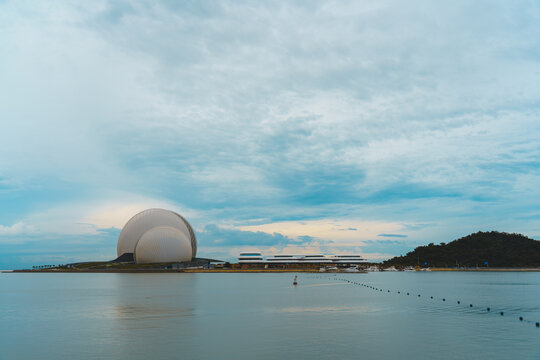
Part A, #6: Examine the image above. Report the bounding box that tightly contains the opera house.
[116,208,198,264]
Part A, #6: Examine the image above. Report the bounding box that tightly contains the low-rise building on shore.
[236,252,367,269]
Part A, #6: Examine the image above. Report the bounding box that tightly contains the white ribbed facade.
[117,208,197,264]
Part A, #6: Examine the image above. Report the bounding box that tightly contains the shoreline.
[6,267,540,273]
[9,268,322,273]
[428,267,540,272]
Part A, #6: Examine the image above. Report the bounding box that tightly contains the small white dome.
[134,226,193,264]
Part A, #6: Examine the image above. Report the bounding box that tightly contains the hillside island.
[383,231,540,269]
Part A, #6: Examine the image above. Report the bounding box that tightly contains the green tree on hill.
[382,231,540,268]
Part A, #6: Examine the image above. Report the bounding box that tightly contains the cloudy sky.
[1,0,539,268]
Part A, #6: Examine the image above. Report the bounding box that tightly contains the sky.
[1,0,540,269]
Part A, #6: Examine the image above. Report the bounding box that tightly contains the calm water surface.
[1,272,539,359]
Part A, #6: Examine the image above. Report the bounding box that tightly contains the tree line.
[382,231,540,268]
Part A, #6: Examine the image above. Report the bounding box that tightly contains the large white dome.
[134,226,193,264]
[117,208,197,262]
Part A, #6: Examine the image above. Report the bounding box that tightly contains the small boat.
[383,266,398,271]
[342,266,367,273]
[322,266,338,272]
[366,266,380,272]
[403,266,416,272]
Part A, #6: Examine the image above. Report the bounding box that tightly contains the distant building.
[238,253,367,265]
[238,252,264,263]
[116,208,197,264]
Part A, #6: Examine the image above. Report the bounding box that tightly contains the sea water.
[1,272,539,360]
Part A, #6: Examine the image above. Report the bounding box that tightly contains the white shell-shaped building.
[117,208,197,264]
[134,226,193,264]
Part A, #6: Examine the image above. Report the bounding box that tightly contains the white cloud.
[13,194,197,236]
[238,219,405,244]
[0,222,36,236]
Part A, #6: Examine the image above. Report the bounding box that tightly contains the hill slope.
[382,231,540,268]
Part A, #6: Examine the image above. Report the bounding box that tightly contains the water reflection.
[105,273,199,344]
[298,282,346,288]
[111,304,194,320]
[110,274,196,320]
[277,305,375,313]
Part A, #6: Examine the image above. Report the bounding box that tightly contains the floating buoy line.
[305,274,540,329]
